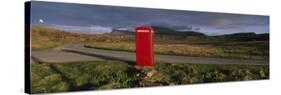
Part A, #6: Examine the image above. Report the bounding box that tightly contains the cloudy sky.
[30,1,269,35]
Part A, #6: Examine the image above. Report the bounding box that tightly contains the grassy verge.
[31,61,269,93]
[85,41,269,60]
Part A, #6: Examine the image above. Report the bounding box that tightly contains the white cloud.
[38,19,44,23]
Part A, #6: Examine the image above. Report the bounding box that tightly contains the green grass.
[85,41,269,60]
[31,61,269,94]
[30,26,127,51]
[30,26,269,60]
[30,26,269,93]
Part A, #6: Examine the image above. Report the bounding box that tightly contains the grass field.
[85,41,269,60]
[30,26,270,94]
[30,26,269,60]
[31,61,269,93]
[31,26,126,51]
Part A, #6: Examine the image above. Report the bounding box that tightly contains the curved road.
[31,44,269,65]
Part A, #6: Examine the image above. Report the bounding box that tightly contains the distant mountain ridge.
[219,32,269,41]
[152,26,205,36]
[110,26,268,38]
[109,26,269,42]
[31,26,269,45]
[110,26,205,36]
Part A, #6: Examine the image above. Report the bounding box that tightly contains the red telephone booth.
[135,26,154,67]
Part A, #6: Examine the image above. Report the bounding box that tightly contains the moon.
[38,19,44,23]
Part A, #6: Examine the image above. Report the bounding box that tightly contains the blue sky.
[30,1,269,35]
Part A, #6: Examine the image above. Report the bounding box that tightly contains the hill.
[109,26,268,44]
[219,32,269,41]
[109,26,205,36]
[30,26,125,50]
[30,26,269,50]
[152,26,206,36]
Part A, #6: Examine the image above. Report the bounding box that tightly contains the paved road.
[31,44,269,65]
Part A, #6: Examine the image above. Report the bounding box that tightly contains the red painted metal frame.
[135,26,154,67]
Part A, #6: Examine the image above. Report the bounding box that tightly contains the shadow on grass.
[48,64,97,91]
[46,61,141,92]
